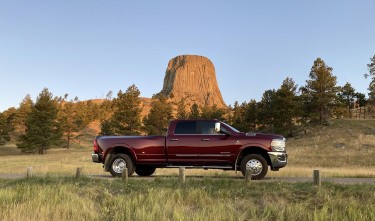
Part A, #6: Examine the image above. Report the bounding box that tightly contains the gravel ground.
[2,173,374,184]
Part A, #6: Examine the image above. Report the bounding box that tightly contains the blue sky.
[1,1,374,111]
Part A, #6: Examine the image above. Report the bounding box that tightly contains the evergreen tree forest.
[0,57,375,151]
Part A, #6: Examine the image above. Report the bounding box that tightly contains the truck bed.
[96,135,167,165]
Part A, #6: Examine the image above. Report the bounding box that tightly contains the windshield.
[222,122,240,133]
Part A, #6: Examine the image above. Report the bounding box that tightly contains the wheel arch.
[235,146,271,171]
[104,146,136,172]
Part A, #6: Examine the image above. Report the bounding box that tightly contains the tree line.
[0,56,374,153]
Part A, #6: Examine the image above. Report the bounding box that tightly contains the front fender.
[235,142,269,156]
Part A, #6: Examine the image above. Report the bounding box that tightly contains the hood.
[245,132,284,140]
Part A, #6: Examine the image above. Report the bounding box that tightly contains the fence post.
[313,170,321,186]
[364,108,366,119]
[122,168,128,183]
[27,167,33,178]
[179,167,186,183]
[244,169,252,183]
[76,168,83,178]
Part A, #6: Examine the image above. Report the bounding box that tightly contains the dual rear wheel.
[109,154,156,177]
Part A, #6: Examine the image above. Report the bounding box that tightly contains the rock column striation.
[161,55,226,108]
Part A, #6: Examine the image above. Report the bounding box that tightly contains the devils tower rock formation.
[161,55,226,108]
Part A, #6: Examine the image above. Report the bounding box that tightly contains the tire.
[109,154,135,177]
[240,154,268,180]
[135,166,156,176]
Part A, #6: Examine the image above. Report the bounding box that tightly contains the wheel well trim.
[103,145,137,171]
[234,145,271,173]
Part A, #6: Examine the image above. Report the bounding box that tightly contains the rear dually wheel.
[109,154,135,177]
[135,166,156,176]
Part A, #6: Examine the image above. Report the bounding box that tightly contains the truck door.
[197,121,238,165]
[166,121,201,165]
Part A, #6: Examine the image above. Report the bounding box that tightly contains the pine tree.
[99,120,114,135]
[258,89,276,132]
[99,99,114,121]
[189,103,200,119]
[58,101,85,149]
[305,58,338,124]
[1,107,17,141]
[354,93,367,107]
[366,55,375,105]
[143,94,173,135]
[13,94,33,137]
[99,84,142,135]
[16,88,62,154]
[337,82,356,118]
[176,98,188,119]
[0,112,12,145]
[245,100,258,132]
[273,78,299,136]
[231,101,248,132]
[200,105,225,120]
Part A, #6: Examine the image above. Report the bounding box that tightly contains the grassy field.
[1,176,375,221]
[1,119,375,221]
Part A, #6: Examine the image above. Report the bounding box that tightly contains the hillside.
[283,119,375,177]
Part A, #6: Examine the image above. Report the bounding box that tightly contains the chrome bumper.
[268,152,287,169]
[92,153,101,163]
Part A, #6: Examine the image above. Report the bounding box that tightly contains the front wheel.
[109,154,135,177]
[135,166,156,176]
[240,154,268,180]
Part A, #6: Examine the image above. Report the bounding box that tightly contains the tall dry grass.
[1,177,375,221]
[0,145,105,176]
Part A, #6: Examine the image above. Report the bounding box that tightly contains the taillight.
[93,140,99,152]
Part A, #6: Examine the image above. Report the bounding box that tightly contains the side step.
[167,165,233,170]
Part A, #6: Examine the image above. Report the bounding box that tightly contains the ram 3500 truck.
[92,119,287,179]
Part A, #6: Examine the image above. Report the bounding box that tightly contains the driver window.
[200,121,220,135]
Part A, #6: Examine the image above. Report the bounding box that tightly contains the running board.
[167,165,233,169]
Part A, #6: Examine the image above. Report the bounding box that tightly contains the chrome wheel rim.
[112,158,126,174]
[246,159,263,175]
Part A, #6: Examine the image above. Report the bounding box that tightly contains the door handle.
[170,138,178,141]
[201,138,210,141]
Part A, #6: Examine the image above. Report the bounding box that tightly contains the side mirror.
[215,122,221,133]
[214,122,231,136]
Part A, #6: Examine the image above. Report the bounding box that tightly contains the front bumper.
[92,153,101,163]
[268,152,287,170]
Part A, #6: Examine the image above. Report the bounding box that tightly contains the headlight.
[271,138,285,151]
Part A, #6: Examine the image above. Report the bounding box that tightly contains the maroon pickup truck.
[92,119,287,179]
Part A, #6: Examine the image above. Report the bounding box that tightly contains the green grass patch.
[1,176,375,221]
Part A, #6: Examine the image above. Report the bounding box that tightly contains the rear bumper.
[268,152,287,169]
[92,153,101,163]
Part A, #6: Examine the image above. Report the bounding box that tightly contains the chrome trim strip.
[175,154,199,157]
[175,154,231,157]
[171,134,226,136]
[167,165,232,169]
[203,166,232,169]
